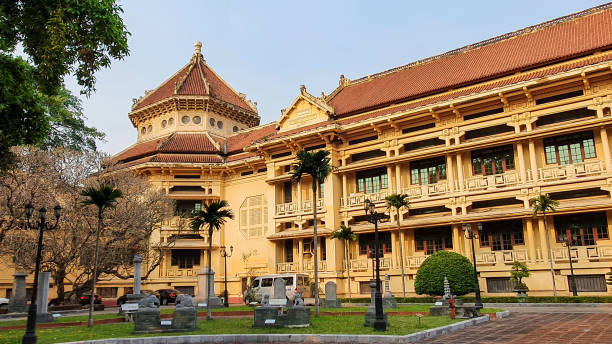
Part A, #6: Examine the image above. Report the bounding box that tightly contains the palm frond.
[529,193,559,217]
[290,150,332,184]
[385,193,409,212]
[330,224,356,242]
[189,200,234,233]
[80,184,123,212]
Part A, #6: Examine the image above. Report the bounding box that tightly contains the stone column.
[8,272,27,313]
[395,164,402,193]
[516,141,527,182]
[446,155,455,192]
[133,255,143,295]
[528,140,539,182]
[456,153,464,192]
[600,127,612,173]
[342,174,347,199]
[537,218,549,262]
[452,224,462,254]
[37,272,53,322]
[297,182,302,209]
[387,165,394,192]
[390,231,398,268]
[298,239,304,272]
[196,267,222,307]
[525,219,537,263]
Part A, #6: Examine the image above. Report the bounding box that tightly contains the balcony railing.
[464,171,520,191]
[538,160,604,182]
[402,182,451,199]
[341,190,389,208]
[276,262,298,273]
[405,255,429,268]
[551,245,612,262]
[275,199,323,216]
[349,257,392,272]
[304,260,327,272]
[160,268,200,278]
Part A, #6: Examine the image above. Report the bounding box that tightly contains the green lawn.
[0,305,502,328]
[0,314,461,344]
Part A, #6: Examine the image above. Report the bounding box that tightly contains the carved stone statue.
[261,294,270,306]
[175,294,195,308]
[138,294,160,309]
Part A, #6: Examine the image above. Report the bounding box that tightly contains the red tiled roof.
[226,123,278,153]
[329,6,612,116]
[151,154,223,163]
[113,133,221,163]
[226,152,257,162]
[132,53,255,113]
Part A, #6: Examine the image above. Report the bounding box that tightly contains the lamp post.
[462,222,483,310]
[220,245,233,307]
[364,199,387,331]
[22,203,62,344]
[562,233,578,297]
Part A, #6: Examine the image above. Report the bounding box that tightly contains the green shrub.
[414,251,475,296]
[338,295,612,303]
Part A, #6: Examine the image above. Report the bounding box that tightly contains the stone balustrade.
[160,268,200,278]
[275,199,323,216]
[537,160,604,182]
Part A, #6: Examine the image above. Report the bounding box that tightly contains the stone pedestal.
[172,307,197,331]
[253,306,311,328]
[196,267,222,307]
[36,272,53,322]
[133,255,143,295]
[133,295,161,334]
[8,272,27,313]
[323,281,341,308]
[364,279,388,327]
[383,274,397,308]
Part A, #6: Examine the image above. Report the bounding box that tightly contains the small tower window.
[169,118,175,126]
[193,116,201,124]
[209,118,216,126]
[217,121,223,129]
[162,120,167,128]
[147,125,152,133]
[233,126,239,132]
[141,127,146,135]
[181,116,190,124]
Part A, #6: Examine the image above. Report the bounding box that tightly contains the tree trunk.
[88,210,103,327]
[54,269,66,304]
[345,239,352,299]
[312,179,319,316]
[207,227,213,320]
[397,210,407,298]
[543,214,557,296]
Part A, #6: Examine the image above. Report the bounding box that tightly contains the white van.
[244,273,311,304]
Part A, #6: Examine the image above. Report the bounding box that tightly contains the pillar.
[391,231,398,268]
[395,164,402,193]
[516,141,527,182]
[524,219,537,263]
[446,154,455,192]
[342,174,347,199]
[8,272,27,313]
[452,224,462,255]
[600,127,612,173]
[405,229,415,256]
[37,271,53,322]
[297,181,302,208]
[537,218,549,262]
[133,254,143,295]
[528,140,538,182]
[456,153,464,192]
[398,229,407,266]
[386,165,394,193]
[298,239,304,272]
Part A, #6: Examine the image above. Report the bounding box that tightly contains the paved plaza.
[420,312,612,344]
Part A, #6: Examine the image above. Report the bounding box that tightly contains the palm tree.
[190,200,234,319]
[290,149,332,316]
[530,193,559,296]
[81,184,123,327]
[385,193,409,298]
[330,224,357,298]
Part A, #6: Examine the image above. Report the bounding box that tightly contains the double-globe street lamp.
[561,232,579,296]
[220,245,233,307]
[364,199,387,332]
[462,223,483,310]
[22,203,62,344]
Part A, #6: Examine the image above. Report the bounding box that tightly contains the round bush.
[414,251,475,296]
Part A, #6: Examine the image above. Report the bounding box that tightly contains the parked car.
[48,293,102,307]
[243,273,310,304]
[0,297,8,306]
[116,289,156,306]
[155,289,181,305]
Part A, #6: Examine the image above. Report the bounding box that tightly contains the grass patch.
[0,314,461,344]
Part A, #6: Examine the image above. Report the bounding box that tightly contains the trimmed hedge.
[338,296,612,303]
[415,251,475,296]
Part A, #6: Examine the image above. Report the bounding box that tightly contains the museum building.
[13,4,612,301]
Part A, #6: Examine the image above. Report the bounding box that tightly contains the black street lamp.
[220,245,233,307]
[562,232,578,297]
[462,222,483,310]
[364,199,387,332]
[22,203,62,344]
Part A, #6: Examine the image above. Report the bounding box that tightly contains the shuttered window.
[568,275,607,292]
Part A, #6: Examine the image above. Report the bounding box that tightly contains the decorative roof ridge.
[341,3,612,88]
[204,131,221,151]
[227,121,278,138]
[131,62,191,110]
[202,57,259,113]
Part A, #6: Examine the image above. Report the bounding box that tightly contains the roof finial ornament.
[300,84,306,95]
[194,41,202,56]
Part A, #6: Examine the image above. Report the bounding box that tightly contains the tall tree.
[81,184,123,327]
[0,0,129,169]
[330,224,356,298]
[530,194,559,296]
[385,193,409,297]
[190,200,234,320]
[290,149,332,316]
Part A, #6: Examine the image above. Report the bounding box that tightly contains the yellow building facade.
[4,5,612,302]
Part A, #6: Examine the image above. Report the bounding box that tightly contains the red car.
[155,289,182,305]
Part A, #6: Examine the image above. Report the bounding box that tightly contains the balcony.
[538,160,605,182]
[402,182,451,200]
[464,171,520,192]
[475,250,529,265]
[405,255,429,269]
[349,257,392,272]
[304,260,327,272]
[276,262,298,273]
[551,245,612,262]
[275,199,323,216]
[160,268,200,278]
[341,190,389,208]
